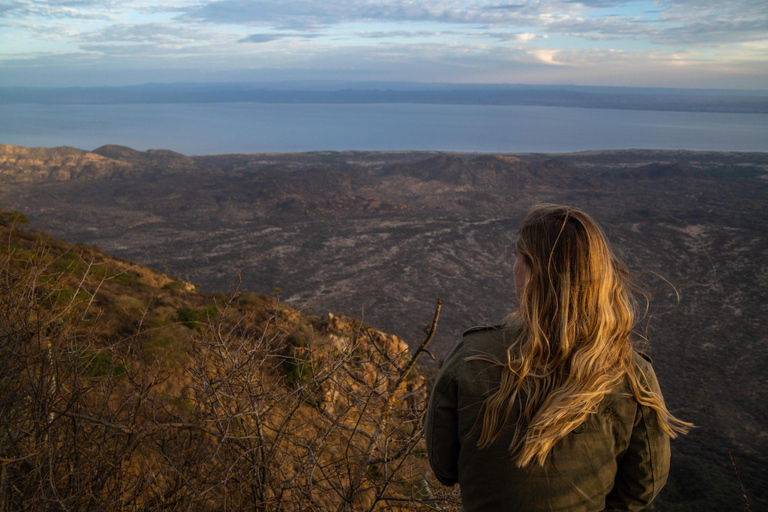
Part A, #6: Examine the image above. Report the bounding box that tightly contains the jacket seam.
[639,405,656,500]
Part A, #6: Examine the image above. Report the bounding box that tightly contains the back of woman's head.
[515,204,632,362]
[475,204,689,467]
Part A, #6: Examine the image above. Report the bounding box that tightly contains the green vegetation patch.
[3,241,42,263]
[50,250,89,275]
[235,292,263,308]
[113,294,146,316]
[162,280,187,291]
[84,350,127,377]
[144,327,190,365]
[84,261,113,281]
[176,306,218,332]
[170,396,194,414]
[286,329,311,348]
[65,346,127,378]
[51,288,91,308]
[113,270,143,288]
[0,210,29,227]
[284,351,315,387]
[146,306,177,329]
[367,463,382,479]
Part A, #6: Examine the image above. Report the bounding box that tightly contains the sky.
[1,0,767,89]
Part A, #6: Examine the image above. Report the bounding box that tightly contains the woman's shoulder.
[630,348,657,378]
[630,348,664,395]
[448,323,520,394]
[462,321,522,345]
[460,323,518,360]
[462,324,505,337]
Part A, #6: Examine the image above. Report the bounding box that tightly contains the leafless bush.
[0,229,460,511]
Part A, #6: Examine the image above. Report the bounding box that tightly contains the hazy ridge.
[3,82,768,113]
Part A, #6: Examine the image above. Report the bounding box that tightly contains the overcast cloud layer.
[1,0,767,88]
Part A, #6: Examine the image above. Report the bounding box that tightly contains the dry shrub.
[0,229,460,511]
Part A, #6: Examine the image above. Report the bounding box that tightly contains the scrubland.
[0,217,458,511]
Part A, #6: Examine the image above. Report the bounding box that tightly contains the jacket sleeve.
[425,341,464,486]
[605,360,671,511]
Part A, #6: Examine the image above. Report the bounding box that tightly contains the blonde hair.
[475,204,690,467]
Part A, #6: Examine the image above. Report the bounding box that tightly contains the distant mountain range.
[2,81,768,113]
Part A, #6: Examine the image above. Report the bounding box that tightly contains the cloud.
[177,0,556,27]
[484,3,528,11]
[239,32,322,43]
[78,43,189,55]
[0,0,195,20]
[528,48,563,65]
[0,0,118,19]
[558,0,634,6]
[537,0,768,47]
[8,0,768,49]
[3,36,767,89]
[2,0,768,89]
[175,0,768,49]
[78,23,211,44]
[488,32,540,42]
[64,21,245,58]
[655,19,768,46]
[354,30,453,39]
[546,16,651,40]
[239,34,283,44]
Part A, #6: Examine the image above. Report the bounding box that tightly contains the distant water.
[2,102,767,154]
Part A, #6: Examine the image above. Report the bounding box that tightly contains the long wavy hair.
[475,204,690,467]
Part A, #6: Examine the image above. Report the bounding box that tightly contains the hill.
[0,217,454,510]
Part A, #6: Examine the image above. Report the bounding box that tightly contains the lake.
[2,102,767,154]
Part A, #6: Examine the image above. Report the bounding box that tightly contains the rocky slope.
[0,217,448,511]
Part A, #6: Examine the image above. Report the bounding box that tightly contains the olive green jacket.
[425,325,671,512]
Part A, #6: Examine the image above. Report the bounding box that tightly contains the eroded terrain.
[1,144,766,510]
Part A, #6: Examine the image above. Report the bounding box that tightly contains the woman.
[426,204,689,512]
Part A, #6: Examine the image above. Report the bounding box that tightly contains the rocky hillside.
[0,144,215,182]
[0,144,129,181]
[0,216,453,511]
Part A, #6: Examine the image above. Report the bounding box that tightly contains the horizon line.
[2,80,768,95]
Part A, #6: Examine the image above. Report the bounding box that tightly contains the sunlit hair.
[474,204,690,467]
